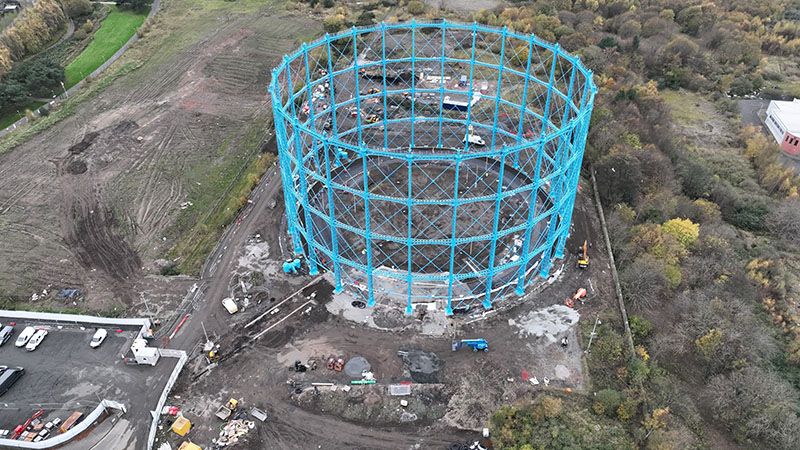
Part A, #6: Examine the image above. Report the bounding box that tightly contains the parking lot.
[0,321,177,447]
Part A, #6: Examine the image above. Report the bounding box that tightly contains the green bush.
[629,315,653,343]
[406,0,425,15]
[593,389,623,417]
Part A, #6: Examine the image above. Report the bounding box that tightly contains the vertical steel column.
[325,35,341,139]
[514,35,535,168]
[302,44,321,174]
[489,27,508,149]
[323,35,344,293]
[322,135,343,292]
[445,154,462,315]
[515,43,560,291]
[464,23,478,151]
[437,21,446,148]
[381,23,389,149]
[405,151,413,314]
[281,58,305,255]
[555,76,594,258]
[553,69,587,258]
[410,21,416,147]
[291,116,320,275]
[537,45,563,279]
[352,28,364,149]
[351,29,375,307]
[270,81,302,254]
[483,147,507,307]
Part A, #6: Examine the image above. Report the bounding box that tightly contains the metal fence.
[146,349,188,450]
[0,400,126,449]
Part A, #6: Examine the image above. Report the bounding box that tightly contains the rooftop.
[770,99,800,134]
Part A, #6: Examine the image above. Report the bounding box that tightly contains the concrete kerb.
[0,310,151,338]
[0,400,127,449]
[0,0,164,139]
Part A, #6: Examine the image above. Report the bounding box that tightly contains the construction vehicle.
[452,339,489,352]
[577,240,589,268]
[463,125,486,147]
[326,357,335,370]
[565,288,587,308]
[365,114,380,124]
[215,398,239,421]
[334,358,344,371]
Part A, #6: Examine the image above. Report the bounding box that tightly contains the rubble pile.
[212,419,255,448]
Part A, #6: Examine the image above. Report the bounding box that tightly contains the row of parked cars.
[0,325,108,351]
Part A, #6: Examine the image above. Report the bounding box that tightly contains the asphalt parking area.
[0,322,176,444]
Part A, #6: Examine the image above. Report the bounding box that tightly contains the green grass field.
[0,102,46,129]
[64,6,146,87]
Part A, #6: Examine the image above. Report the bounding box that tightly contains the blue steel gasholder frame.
[270,21,596,315]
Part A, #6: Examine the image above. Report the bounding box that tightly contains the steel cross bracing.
[270,21,596,315]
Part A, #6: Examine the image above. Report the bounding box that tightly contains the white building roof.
[770,99,800,134]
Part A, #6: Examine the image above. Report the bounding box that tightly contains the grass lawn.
[64,6,146,87]
[0,102,46,129]
[660,88,709,126]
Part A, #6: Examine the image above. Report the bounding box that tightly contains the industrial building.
[766,99,800,157]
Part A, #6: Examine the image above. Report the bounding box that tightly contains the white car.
[222,297,238,314]
[15,327,35,347]
[90,329,107,348]
[25,329,47,351]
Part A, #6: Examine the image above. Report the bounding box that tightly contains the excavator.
[577,240,589,269]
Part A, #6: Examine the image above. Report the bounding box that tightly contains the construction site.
[0,11,616,450]
[150,21,604,450]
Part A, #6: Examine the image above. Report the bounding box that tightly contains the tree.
[768,198,800,242]
[323,15,345,34]
[661,218,699,249]
[62,0,92,19]
[116,0,151,14]
[618,19,641,39]
[664,36,698,64]
[406,0,425,15]
[676,5,703,36]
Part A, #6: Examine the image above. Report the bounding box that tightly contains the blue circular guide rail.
[270,21,596,315]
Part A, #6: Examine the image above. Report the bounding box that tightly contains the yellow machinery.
[577,240,589,268]
[172,416,191,436]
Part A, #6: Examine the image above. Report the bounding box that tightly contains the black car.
[0,325,13,346]
[0,367,24,396]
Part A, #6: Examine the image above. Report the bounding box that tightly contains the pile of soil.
[401,350,443,384]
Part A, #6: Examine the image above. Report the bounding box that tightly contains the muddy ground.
[0,0,316,313]
[156,183,615,450]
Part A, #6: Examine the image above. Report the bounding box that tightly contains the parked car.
[15,327,35,347]
[25,329,47,351]
[0,367,24,396]
[0,326,14,346]
[90,329,107,348]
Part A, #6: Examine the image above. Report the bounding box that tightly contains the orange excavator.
[565,288,587,308]
[577,240,589,269]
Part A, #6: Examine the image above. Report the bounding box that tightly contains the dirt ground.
[0,0,317,312]
[155,183,614,450]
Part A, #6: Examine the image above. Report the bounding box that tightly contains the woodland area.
[446,0,800,449]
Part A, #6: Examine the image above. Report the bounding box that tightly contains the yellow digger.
[577,240,589,269]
